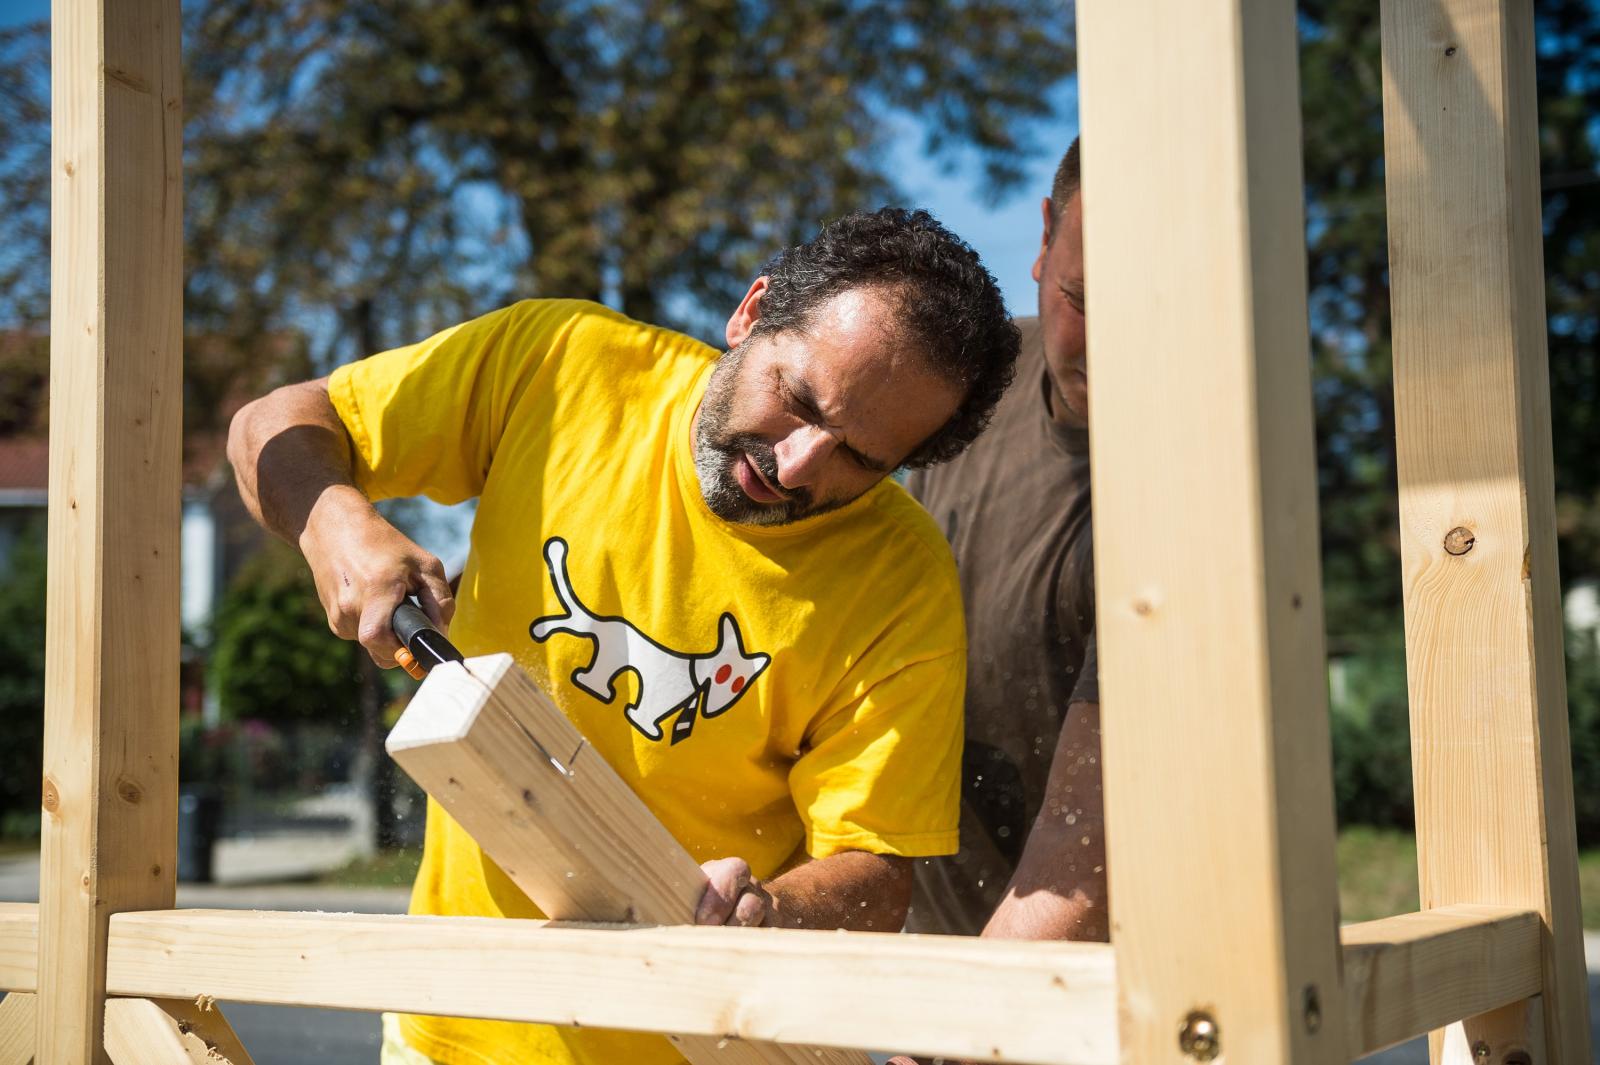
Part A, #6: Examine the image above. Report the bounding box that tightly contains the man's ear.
[1031,197,1054,285]
[726,276,769,349]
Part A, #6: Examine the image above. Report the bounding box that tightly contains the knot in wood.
[1444,527,1476,556]
[41,777,59,813]
[116,776,143,805]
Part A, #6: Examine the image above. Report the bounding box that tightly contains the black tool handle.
[391,599,465,675]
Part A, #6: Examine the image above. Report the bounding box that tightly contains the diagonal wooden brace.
[102,997,254,1065]
[388,653,875,1065]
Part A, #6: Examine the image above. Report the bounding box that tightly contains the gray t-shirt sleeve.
[1069,630,1099,706]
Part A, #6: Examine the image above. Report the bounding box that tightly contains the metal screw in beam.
[1302,984,1322,1034]
[1472,1042,1491,1064]
[1178,1010,1220,1062]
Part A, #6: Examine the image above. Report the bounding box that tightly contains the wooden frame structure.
[1,0,1590,1061]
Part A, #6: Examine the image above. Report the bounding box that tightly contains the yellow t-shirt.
[329,299,966,1065]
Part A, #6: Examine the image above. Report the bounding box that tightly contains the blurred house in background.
[0,329,280,719]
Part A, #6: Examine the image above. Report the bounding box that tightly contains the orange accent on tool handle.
[394,647,427,680]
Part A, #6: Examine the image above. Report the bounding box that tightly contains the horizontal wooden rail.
[104,910,1116,1065]
[0,901,1545,1061]
[1342,905,1542,1057]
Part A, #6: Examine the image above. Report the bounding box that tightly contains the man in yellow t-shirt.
[227,207,1021,1065]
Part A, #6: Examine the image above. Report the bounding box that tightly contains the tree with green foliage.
[2,0,1075,425]
[1300,0,1600,644]
[183,0,1074,359]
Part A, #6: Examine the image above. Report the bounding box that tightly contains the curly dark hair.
[750,207,1020,468]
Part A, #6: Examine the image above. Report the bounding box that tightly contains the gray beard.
[691,347,840,527]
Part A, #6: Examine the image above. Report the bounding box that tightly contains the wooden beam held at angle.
[387,654,872,1064]
[387,654,705,924]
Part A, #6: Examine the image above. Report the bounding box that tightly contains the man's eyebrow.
[787,374,895,473]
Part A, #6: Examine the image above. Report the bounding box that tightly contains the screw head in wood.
[1472,1042,1491,1064]
[1302,984,1322,1033]
[1178,1010,1220,1061]
[1444,526,1476,555]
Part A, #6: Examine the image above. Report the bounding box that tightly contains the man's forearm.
[982,698,1108,942]
[982,813,1107,941]
[767,851,912,931]
[227,377,369,544]
[227,376,455,664]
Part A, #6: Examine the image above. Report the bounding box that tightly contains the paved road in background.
[4,854,1599,1063]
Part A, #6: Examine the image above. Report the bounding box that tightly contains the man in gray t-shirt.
[903,138,1107,943]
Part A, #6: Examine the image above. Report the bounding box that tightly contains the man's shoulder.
[1013,315,1042,348]
[860,480,963,596]
[504,298,716,363]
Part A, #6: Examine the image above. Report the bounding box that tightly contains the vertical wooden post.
[40,0,183,1059]
[1380,0,1591,1061]
[1077,2,1347,1063]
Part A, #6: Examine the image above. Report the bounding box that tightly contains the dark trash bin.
[177,785,222,883]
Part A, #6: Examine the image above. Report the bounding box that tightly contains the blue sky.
[0,0,45,25]
[0,0,1074,315]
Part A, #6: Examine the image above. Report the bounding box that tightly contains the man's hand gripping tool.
[391,599,465,680]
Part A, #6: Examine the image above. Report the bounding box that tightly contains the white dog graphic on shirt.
[529,537,770,744]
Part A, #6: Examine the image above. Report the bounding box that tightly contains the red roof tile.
[0,436,48,492]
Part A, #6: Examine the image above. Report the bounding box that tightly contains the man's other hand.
[695,857,774,927]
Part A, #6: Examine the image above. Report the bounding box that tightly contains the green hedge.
[1331,627,1600,847]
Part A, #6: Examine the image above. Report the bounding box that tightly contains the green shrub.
[1329,636,1415,832]
[1565,626,1600,846]
[208,541,361,726]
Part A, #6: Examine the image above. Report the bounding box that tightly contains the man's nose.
[773,425,836,489]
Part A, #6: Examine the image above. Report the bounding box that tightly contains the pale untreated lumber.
[103,998,254,1065]
[41,0,184,1059]
[1342,906,1541,1056]
[0,993,34,1065]
[387,655,706,924]
[1437,995,1547,1065]
[0,898,1565,1063]
[102,909,1119,1065]
[0,907,38,994]
[1380,0,1591,1060]
[388,654,869,1064]
[1077,2,1348,1062]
